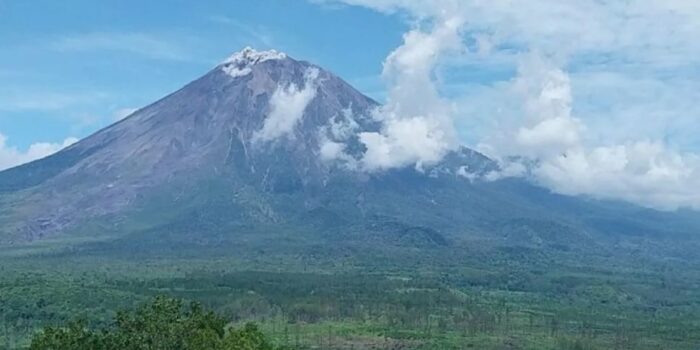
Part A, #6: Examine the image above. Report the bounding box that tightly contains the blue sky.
[3,0,700,209]
[0,0,405,148]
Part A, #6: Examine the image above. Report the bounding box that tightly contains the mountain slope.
[1,48,699,262]
[0,48,380,242]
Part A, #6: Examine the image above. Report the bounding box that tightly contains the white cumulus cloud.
[356,9,463,171]
[359,116,451,171]
[532,142,700,210]
[481,54,700,210]
[315,0,700,209]
[0,134,78,171]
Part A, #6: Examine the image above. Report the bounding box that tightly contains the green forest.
[2,232,700,350]
[30,296,279,350]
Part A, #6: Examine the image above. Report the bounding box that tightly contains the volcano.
[1,48,699,260]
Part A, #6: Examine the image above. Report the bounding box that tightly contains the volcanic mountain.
[1,48,699,259]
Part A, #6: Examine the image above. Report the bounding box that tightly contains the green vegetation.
[2,229,700,350]
[30,296,277,350]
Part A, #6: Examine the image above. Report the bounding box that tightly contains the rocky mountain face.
[0,48,486,242]
[1,48,698,259]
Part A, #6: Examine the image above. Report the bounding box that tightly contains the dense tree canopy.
[30,296,278,350]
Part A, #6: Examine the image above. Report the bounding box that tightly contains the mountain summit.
[0,47,380,242]
[0,48,698,260]
[220,47,287,77]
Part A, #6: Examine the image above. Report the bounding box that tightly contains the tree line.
[30,296,283,350]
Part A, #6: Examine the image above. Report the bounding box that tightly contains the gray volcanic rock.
[1,48,698,260]
[0,48,387,242]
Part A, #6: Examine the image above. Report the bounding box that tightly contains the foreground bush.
[30,296,279,350]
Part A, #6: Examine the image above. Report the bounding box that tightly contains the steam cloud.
[254,67,320,143]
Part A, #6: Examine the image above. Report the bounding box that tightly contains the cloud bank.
[317,0,700,210]
[483,55,700,209]
[0,134,78,171]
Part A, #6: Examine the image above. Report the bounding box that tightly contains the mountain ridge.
[0,48,699,264]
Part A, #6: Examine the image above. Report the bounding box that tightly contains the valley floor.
[1,235,700,350]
